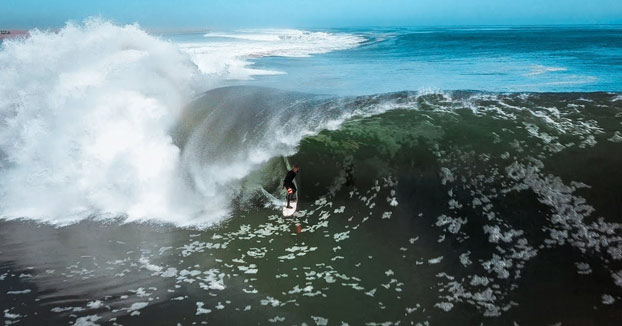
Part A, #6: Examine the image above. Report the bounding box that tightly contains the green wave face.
[273,92,622,319]
[293,92,622,202]
[173,87,622,322]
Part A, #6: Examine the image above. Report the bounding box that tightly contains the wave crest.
[180,29,366,80]
[0,19,209,225]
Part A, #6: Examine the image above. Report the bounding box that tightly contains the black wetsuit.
[283,170,297,193]
[283,170,297,207]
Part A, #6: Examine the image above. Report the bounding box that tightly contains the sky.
[3,0,622,29]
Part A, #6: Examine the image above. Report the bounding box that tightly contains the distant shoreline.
[0,30,29,40]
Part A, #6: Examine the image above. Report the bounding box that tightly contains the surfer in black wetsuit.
[282,164,299,208]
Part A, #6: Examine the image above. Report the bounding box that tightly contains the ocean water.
[1,21,622,325]
[194,26,622,95]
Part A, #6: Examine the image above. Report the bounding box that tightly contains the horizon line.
[2,22,622,34]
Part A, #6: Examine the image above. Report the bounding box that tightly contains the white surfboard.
[282,200,297,217]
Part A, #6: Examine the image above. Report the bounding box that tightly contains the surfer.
[282,164,299,208]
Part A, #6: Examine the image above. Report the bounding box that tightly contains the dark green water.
[2,89,622,325]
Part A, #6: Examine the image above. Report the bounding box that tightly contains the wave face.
[0,20,208,225]
[280,91,622,318]
[172,87,622,318]
[0,21,367,226]
[172,86,412,218]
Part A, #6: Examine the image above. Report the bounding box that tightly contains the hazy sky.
[3,0,622,29]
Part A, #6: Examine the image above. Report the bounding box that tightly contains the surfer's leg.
[285,183,294,208]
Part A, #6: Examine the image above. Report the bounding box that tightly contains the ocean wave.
[1,19,620,230]
[0,20,369,227]
[0,19,369,228]
[0,19,209,225]
[179,29,366,80]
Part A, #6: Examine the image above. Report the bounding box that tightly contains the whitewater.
[0,20,365,226]
[1,20,622,326]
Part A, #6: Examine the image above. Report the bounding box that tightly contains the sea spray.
[0,20,368,226]
[0,19,209,225]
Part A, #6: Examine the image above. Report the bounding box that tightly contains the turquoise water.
[1,23,622,325]
[241,26,622,95]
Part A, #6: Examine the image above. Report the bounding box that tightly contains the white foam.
[434,302,454,311]
[311,316,329,326]
[73,315,101,326]
[195,302,211,315]
[127,302,148,314]
[609,131,622,142]
[525,65,567,76]
[0,21,367,228]
[3,309,22,320]
[179,29,365,80]
[86,300,103,309]
[602,294,615,305]
[0,19,212,226]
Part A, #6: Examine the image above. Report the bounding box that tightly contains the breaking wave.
[0,19,210,225]
[0,20,365,226]
[1,19,621,242]
[179,29,366,79]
